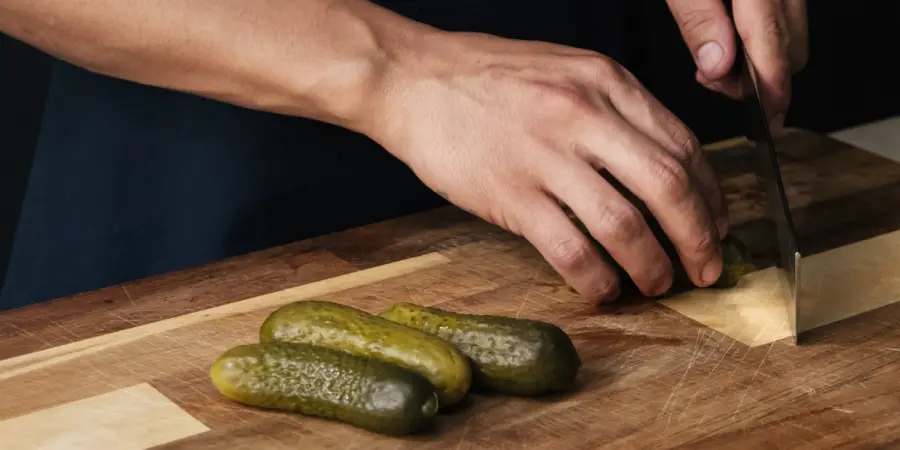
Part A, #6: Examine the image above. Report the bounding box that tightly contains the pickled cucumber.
[210,342,439,436]
[259,300,472,407]
[379,303,581,396]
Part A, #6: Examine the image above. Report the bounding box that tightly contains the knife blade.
[724,8,803,344]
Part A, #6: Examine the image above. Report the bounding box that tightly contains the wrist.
[278,1,440,136]
[352,22,460,159]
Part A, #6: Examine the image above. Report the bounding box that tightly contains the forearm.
[0,0,431,132]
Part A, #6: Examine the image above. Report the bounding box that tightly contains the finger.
[604,68,729,238]
[784,0,809,72]
[666,0,738,82]
[541,159,674,297]
[577,110,723,288]
[733,0,792,132]
[514,192,622,302]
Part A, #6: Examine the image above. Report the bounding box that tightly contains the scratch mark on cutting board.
[732,340,777,424]
[779,421,815,446]
[698,331,757,424]
[679,334,740,420]
[114,314,139,328]
[514,289,531,319]
[789,421,824,437]
[617,348,638,373]
[261,434,291,450]
[121,284,137,308]
[9,323,53,350]
[658,329,703,424]
[50,320,81,341]
[36,324,69,346]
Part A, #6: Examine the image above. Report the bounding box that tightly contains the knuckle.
[485,190,535,237]
[540,86,592,117]
[588,55,630,89]
[676,7,720,36]
[487,204,518,235]
[691,229,718,257]
[575,51,610,65]
[549,236,593,272]
[761,14,791,51]
[579,52,612,71]
[598,206,646,244]
[615,74,645,102]
[668,123,700,164]
[606,62,633,85]
[651,157,693,201]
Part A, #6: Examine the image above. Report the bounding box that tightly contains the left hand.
[666,0,809,134]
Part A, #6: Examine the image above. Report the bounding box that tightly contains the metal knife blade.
[726,12,803,344]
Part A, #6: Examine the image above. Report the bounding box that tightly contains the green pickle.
[259,300,472,407]
[210,342,439,436]
[380,303,581,396]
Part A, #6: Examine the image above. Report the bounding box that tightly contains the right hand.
[364,31,729,302]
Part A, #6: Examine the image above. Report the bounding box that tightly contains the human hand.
[667,0,809,134]
[364,31,729,302]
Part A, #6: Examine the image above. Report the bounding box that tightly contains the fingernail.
[650,273,673,297]
[646,261,674,297]
[697,42,724,74]
[701,252,723,286]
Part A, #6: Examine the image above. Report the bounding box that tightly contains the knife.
[724,6,803,344]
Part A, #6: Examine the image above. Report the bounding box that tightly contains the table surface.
[4,127,900,450]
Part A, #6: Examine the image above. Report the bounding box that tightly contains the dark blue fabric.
[0,0,627,310]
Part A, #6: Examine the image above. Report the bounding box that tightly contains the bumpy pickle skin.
[210,342,439,436]
[259,300,472,407]
[379,303,581,396]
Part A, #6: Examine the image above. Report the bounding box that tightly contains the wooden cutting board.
[4,129,900,449]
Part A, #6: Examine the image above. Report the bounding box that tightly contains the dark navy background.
[1,1,898,310]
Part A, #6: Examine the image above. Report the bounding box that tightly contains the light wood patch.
[659,268,793,347]
[661,228,900,346]
[0,383,208,450]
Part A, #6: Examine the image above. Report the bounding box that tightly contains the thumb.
[666,0,737,81]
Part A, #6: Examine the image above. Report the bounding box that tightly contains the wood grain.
[0,248,359,360]
[0,252,448,382]
[0,383,209,450]
[4,130,900,449]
